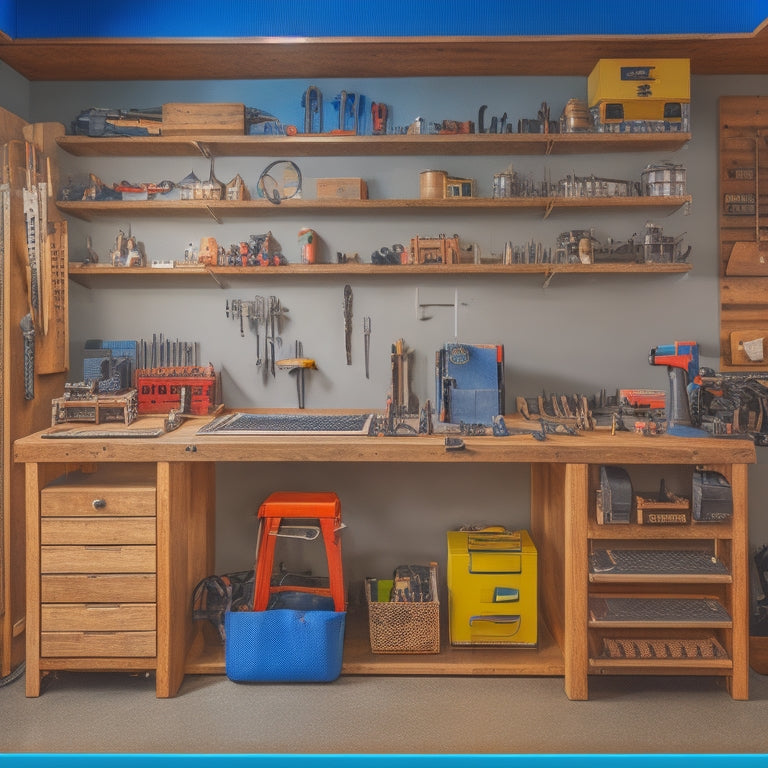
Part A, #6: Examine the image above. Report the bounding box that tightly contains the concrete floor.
[2,668,768,755]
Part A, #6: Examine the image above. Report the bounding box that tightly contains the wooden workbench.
[14,416,756,700]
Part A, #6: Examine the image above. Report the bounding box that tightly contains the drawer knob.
[92,499,107,510]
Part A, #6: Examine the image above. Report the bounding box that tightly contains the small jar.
[298,228,317,264]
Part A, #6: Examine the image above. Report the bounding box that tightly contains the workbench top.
[14,413,757,466]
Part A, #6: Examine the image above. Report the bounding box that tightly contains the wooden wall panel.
[719,96,768,370]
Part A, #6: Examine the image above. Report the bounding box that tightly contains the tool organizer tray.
[197,412,375,435]
[600,636,728,660]
[588,596,731,626]
[589,548,728,576]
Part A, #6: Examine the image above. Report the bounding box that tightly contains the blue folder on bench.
[436,342,505,425]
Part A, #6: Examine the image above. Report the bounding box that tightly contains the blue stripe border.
[3,756,768,768]
[6,1,768,39]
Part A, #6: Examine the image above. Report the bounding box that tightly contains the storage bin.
[224,608,346,682]
[365,564,440,654]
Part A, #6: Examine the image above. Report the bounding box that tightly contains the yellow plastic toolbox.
[588,59,690,105]
[588,58,690,124]
[447,529,537,647]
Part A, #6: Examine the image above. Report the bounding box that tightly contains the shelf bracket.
[204,205,223,225]
[192,141,212,159]
[544,138,555,156]
[543,199,555,220]
[542,269,556,288]
[204,268,224,289]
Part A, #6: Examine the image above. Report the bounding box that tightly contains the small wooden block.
[725,241,768,275]
[162,103,245,136]
[729,329,768,365]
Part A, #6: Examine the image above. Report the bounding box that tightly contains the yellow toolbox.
[588,58,690,124]
[447,529,537,647]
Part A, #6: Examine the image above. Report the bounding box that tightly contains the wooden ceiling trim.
[1,28,767,80]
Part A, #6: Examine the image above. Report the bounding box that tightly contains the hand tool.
[537,102,551,133]
[303,85,323,134]
[20,313,35,400]
[276,341,317,409]
[371,103,388,135]
[337,91,359,134]
[343,284,353,365]
[23,142,42,324]
[266,295,288,377]
[363,316,371,378]
[477,105,487,133]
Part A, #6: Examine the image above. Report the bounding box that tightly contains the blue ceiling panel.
[7,0,768,39]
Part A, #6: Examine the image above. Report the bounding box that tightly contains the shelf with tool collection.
[57,130,692,281]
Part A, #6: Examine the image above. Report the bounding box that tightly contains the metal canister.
[492,172,515,198]
[298,227,317,264]
[560,99,592,133]
[420,170,447,199]
[641,163,687,196]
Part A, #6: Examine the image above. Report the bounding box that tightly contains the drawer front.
[41,603,156,632]
[41,631,156,658]
[449,589,538,647]
[41,486,156,518]
[469,552,522,573]
[41,517,156,546]
[41,545,156,574]
[41,574,157,603]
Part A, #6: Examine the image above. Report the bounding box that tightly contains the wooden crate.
[162,103,245,136]
[316,178,368,200]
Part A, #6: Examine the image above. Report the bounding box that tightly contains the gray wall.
[5,71,768,596]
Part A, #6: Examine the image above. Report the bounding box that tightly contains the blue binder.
[436,342,504,425]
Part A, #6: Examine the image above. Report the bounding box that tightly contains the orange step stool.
[253,491,345,612]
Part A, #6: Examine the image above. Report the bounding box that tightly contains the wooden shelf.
[67,261,693,287]
[589,658,732,673]
[3,33,768,82]
[587,522,732,540]
[184,608,565,677]
[57,195,692,223]
[589,573,732,585]
[56,132,692,158]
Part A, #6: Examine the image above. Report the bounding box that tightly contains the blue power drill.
[648,341,708,437]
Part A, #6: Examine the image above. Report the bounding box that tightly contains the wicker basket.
[365,564,440,654]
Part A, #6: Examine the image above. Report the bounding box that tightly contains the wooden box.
[316,178,368,200]
[635,491,691,525]
[162,103,245,136]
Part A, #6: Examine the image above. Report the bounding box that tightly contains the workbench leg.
[727,462,749,700]
[155,461,215,698]
[24,463,41,697]
[563,463,589,701]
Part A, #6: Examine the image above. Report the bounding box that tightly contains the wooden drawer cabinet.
[31,467,158,677]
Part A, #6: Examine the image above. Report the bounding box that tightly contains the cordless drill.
[648,341,708,437]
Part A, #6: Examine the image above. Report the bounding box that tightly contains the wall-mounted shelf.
[3,31,768,81]
[67,260,692,288]
[57,195,692,223]
[56,133,692,159]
